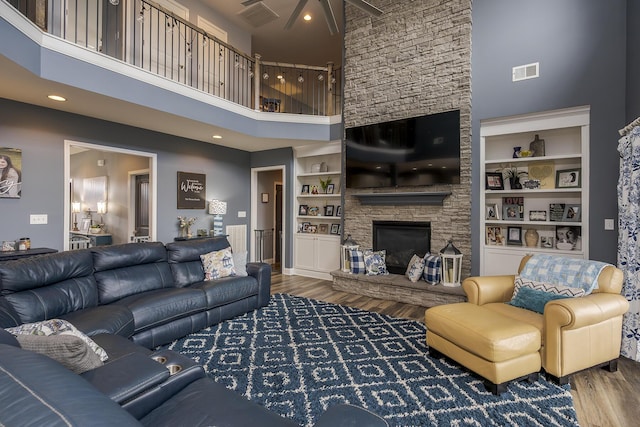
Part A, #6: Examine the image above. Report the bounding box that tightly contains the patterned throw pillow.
[422,252,442,285]
[364,249,389,276]
[201,247,236,280]
[6,319,108,362]
[15,334,104,374]
[511,275,586,300]
[405,254,426,282]
[349,249,365,274]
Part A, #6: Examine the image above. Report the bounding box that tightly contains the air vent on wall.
[512,62,539,82]
[238,2,280,28]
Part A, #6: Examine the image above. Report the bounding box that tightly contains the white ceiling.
[0,1,353,152]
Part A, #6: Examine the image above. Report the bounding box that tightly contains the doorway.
[64,140,157,250]
[251,166,285,273]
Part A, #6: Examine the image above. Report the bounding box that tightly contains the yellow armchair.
[462,255,629,384]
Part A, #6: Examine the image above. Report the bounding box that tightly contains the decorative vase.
[509,176,522,190]
[525,229,539,247]
[513,146,521,158]
[529,134,545,157]
[186,225,192,238]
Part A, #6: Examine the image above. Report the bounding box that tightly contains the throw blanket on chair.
[520,254,610,294]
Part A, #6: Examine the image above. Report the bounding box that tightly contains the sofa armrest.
[313,404,388,427]
[247,262,272,307]
[544,293,630,330]
[462,275,516,305]
[81,352,170,404]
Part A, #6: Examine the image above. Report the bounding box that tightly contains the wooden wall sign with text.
[177,171,206,209]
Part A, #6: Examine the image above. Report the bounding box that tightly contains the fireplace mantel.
[352,191,451,206]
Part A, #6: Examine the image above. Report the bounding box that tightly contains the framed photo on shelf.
[330,224,340,235]
[556,226,582,250]
[541,236,555,248]
[486,226,504,245]
[324,205,335,217]
[485,203,500,220]
[485,172,504,190]
[301,184,310,195]
[326,184,335,194]
[301,222,311,232]
[549,203,566,222]
[79,218,91,233]
[336,205,342,216]
[298,204,309,216]
[562,204,581,222]
[529,210,547,221]
[503,204,522,221]
[507,226,522,246]
[318,224,329,234]
[556,168,581,188]
[308,225,317,234]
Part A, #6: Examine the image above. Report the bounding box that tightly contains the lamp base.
[213,215,223,236]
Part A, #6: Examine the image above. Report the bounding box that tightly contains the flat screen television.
[345,110,460,188]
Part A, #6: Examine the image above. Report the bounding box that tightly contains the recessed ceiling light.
[212,135,222,139]
[303,14,312,21]
[48,95,66,102]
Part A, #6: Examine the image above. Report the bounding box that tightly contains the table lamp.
[209,199,227,236]
[72,202,81,231]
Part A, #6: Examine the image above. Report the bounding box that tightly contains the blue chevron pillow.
[508,275,586,313]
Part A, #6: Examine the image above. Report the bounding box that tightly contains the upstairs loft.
[2,0,342,151]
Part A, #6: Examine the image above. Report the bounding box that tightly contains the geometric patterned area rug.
[165,294,579,426]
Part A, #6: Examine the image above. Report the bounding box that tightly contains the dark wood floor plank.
[270,272,640,427]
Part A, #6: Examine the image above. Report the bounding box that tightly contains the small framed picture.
[261,193,269,203]
[318,224,329,234]
[79,218,91,233]
[324,205,335,216]
[326,183,335,194]
[299,204,309,216]
[541,236,554,248]
[556,168,581,188]
[485,172,504,190]
[562,204,581,222]
[507,226,522,246]
[529,210,547,221]
[486,226,505,245]
[485,203,499,220]
[301,184,310,195]
[301,222,311,232]
[503,204,522,221]
[549,203,566,222]
[308,225,317,234]
[336,205,342,216]
[330,224,340,235]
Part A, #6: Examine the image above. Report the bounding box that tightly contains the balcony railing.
[8,0,341,116]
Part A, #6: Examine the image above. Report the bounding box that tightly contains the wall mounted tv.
[345,110,461,189]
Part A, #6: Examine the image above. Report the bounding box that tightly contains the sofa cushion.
[200,247,236,280]
[166,238,232,287]
[0,344,141,427]
[189,275,259,308]
[15,334,104,374]
[508,286,572,314]
[61,304,135,338]
[92,243,175,304]
[6,318,108,361]
[112,288,207,334]
[0,250,99,323]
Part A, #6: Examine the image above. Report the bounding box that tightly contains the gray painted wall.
[0,98,251,250]
[472,0,627,272]
[628,0,640,122]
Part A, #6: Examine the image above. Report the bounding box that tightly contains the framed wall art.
[556,168,581,188]
[0,147,22,198]
[177,171,206,209]
[485,172,504,190]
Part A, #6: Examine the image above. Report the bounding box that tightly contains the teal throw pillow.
[507,286,571,314]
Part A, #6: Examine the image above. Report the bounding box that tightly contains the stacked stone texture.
[342,0,473,278]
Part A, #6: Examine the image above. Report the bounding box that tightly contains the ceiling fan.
[241,0,383,35]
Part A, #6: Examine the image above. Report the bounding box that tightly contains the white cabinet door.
[294,234,316,270]
[316,236,340,272]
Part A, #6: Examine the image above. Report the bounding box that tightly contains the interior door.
[135,174,150,236]
[275,183,283,270]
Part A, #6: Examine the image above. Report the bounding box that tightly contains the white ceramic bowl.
[556,242,573,250]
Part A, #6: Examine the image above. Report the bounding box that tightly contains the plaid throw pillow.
[405,254,426,282]
[422,252,441,285]
[349,249,365,274]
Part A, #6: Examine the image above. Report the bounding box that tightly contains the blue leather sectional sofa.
[0,238,387,426]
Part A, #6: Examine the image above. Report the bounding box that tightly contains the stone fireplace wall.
[342,0,472,277]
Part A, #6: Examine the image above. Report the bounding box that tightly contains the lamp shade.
[97,201,107,214]
[72,202,81,213]
[209,200,227,215]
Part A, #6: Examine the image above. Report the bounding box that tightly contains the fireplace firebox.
[373,221,431,275]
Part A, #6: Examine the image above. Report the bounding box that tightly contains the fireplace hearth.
[373,221,431,275]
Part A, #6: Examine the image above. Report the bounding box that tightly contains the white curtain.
[618,124,640,362]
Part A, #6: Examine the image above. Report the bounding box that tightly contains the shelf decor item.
[562,204,581,222]
[556,168,581,188]
[524,229,539,247]
[529,134,545,157]
[485,172,504,190]
[549,203,566,222]
[507,226,522,246]
[340,234,359,273]
[319,177,332,194]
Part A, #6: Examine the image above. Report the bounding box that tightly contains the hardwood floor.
[271,273,640,427]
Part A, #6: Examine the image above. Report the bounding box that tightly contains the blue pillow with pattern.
[422,252,441,285]
[405,254,426,282]
[364,249,389,276]
[349,249,365,274]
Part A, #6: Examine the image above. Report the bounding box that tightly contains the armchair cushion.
[508,286,572,314]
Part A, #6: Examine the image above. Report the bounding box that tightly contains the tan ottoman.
[425,303,541,394]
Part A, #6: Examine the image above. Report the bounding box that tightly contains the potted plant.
[502,166,527,190]
[319,177,332,194]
